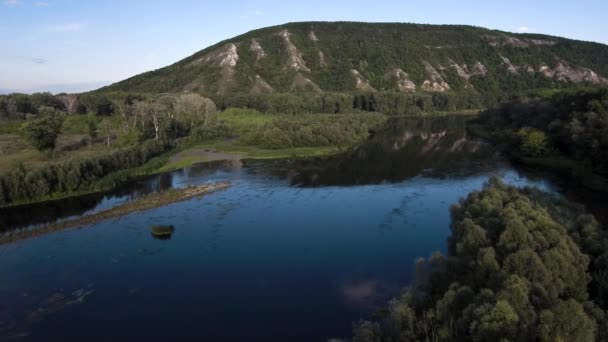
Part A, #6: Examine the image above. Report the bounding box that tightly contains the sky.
[1,0,607,94]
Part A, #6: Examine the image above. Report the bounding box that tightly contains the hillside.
[100,22,608,100]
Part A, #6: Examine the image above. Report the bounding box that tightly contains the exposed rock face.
[251,75,273,94]
[318,51,327,66]
[308,30,319,42]
[190,43,239,67]
[523,64,535,73]
[538,62,607,83]
[448,60,471,80]
[278,29,311,73]
[291,73,322,92]
[484,35,529,48]
[483,35,557,48]
[351,69,376,92]
[499,55,519,74]
[250,39,266,61]
[470,61,488,76]
[529,39,557,46]
[422,62,450,92]
[189,43,240,94]
[386,68,416,92]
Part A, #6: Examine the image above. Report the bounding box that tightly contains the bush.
[21,111,64,151]
[189,122,233,142]
[517,127,550,157]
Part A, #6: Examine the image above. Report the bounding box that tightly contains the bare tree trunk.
[152,114,159,141]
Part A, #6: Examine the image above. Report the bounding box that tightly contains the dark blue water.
[0,117,560,341]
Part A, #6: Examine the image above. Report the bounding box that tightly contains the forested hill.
[100,22,608,100]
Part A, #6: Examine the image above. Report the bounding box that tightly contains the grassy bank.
[0,182,231,245]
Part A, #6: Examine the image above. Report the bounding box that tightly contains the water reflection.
[252,116,501,186]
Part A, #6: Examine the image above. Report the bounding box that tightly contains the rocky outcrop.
[499,55,519,74]
[291,73,322,92]
[189,43,240,94]
[278,29,310,73]
[448,60,471,80]
[470,61,488,76]
[484,35,557,48]
[318,51,327,66]
[422,62,450,92]
[351,69,376,92]
[251,75,273,94]
[308,30,319,42]
[385,68,416,92]
[250,39,266,61]
[539,61,607,84]
[529,39,557,46]
[190,43,239,67]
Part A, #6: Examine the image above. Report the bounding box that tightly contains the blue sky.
[1,0,607,93]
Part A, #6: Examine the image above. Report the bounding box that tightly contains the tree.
[133,101,169,141]
[21,110,64,151]
[98,120,112,147]
[57,94,79,114]
[174,93,217,130]
[87,115,98,140]
[517,128,550,157]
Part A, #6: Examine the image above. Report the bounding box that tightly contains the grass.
[0,182,231,245]
[0,120,22,134]
[218,108,275,134]
[156,155,213,172]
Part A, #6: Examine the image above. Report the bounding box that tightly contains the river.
[0,116,591,341]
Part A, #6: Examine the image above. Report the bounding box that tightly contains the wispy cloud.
[43,22,86,33]
[518,26,530,33]
[1,55,48,64]
[3,0,20,6]
[34,1,49,6]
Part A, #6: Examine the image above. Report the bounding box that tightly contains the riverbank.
[156,142,342,173]
[0,182,231,245]
[467,123,608,193]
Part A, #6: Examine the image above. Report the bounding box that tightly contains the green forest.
[99,22,608,108]
[472,87,608,191]
[354,177,608,341]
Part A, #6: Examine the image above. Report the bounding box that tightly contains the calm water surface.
[0,117,567,341]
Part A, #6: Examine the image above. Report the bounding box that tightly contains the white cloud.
[518,26,530,33]
[44,22,85,33]
[34,1,49,6]
[3,0,20,5]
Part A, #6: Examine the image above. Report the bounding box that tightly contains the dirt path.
[169,148,240,163]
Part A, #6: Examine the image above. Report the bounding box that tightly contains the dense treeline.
[473,87,608,182]
[215,91,481,115]
[242,113,385,149]
[354,178,608,341]
[0,140,171,206]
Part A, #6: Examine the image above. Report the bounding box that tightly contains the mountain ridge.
[99,21,608,98]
